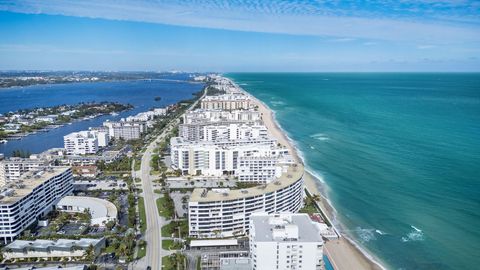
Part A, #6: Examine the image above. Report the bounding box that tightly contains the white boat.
[0,139,7,144]
[110,112,119,116]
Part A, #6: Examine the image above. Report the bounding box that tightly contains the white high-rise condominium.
[0,157,48,186]
[0,166,74,243]
[249,212,324,270]
[64,131,100,155]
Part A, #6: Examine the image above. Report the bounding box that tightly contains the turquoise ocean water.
[227,73,480,270]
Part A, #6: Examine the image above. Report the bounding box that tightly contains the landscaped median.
[138,196,147,233]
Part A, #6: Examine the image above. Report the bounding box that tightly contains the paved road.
[136,89,206,270]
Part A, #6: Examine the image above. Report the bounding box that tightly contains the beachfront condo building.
[188,164,304,238]
[201,94,254,110]
[0,157,49,186]
[179,122,267,142]
[64,130,105,155]
[170,137,292,182]
[183,109,261,124]
[249,212,324,270]
[0,166,74,243]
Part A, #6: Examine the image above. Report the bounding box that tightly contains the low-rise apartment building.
[2,237,105,260]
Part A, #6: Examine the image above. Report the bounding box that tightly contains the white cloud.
[0,0,479,45]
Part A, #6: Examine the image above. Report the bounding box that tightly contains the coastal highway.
[137,88,206,269]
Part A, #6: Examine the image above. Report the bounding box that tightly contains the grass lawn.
[156,196,174,219]
[134,159,141,171]
[299,204,318,214]
[154,189,162,194]
[161,220,188,238]
[162,255,175,270]
[161,222,174,237]
[162,239,182,250]
[138,196,147,233]
[136,245,146,259]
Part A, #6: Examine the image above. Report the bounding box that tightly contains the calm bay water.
[228,73,480,270]
[0,76,203,156]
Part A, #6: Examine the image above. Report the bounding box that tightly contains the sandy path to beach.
[244,88,384,270]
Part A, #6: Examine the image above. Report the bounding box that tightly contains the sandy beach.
[239,83,385,270]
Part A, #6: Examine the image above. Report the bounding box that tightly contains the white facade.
[0,157,47,186]
[188,165,304,238]
[201,94,253,110]
[2,238,105,260]
[179,122,267,142]
[0,167,74,243]
[183,109,261,124]
[170,137,290,182]
[103,121,146,140]
[249,212,324,270]
[64,131,99,155]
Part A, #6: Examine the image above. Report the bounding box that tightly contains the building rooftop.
[251,213,324,243]
[190,163,303,202]
[56,196,117,221]
[3,237,103,251]
[0,166,71,204]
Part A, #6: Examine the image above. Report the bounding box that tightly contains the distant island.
[0,71,204,89]
[0,101,133,140]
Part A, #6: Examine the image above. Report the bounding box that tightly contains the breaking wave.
[401,226,425,242]
[310,133,330,141]
[356,227,377,243]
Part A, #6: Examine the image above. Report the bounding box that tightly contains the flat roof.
[251,213,323,243]
[190,239,238,247]
[0,166,70,204]
[4,238,103,251]
[57,196,117,220]
[190,163,303,202]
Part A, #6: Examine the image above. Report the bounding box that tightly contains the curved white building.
[188,164,304,238]
[56,196,117,226]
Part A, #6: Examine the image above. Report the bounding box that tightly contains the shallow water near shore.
[228,73,480,270]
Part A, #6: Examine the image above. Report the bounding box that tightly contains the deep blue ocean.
[0,75,203,156]
[228,73,480,270]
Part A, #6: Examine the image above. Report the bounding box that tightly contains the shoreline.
[231,78,387,270]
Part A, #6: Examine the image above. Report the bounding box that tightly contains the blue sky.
[0,0,479,71]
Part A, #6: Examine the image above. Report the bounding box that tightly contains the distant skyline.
[0,0,479,71]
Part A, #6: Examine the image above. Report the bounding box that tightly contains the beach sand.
[244,86,385,270]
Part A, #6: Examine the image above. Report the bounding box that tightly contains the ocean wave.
[356,227,377,243]
[270,100,286,106]
[305,167,326,184]
[310,133,330,141]
[375,229,387,235]
[401,226,425,242]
